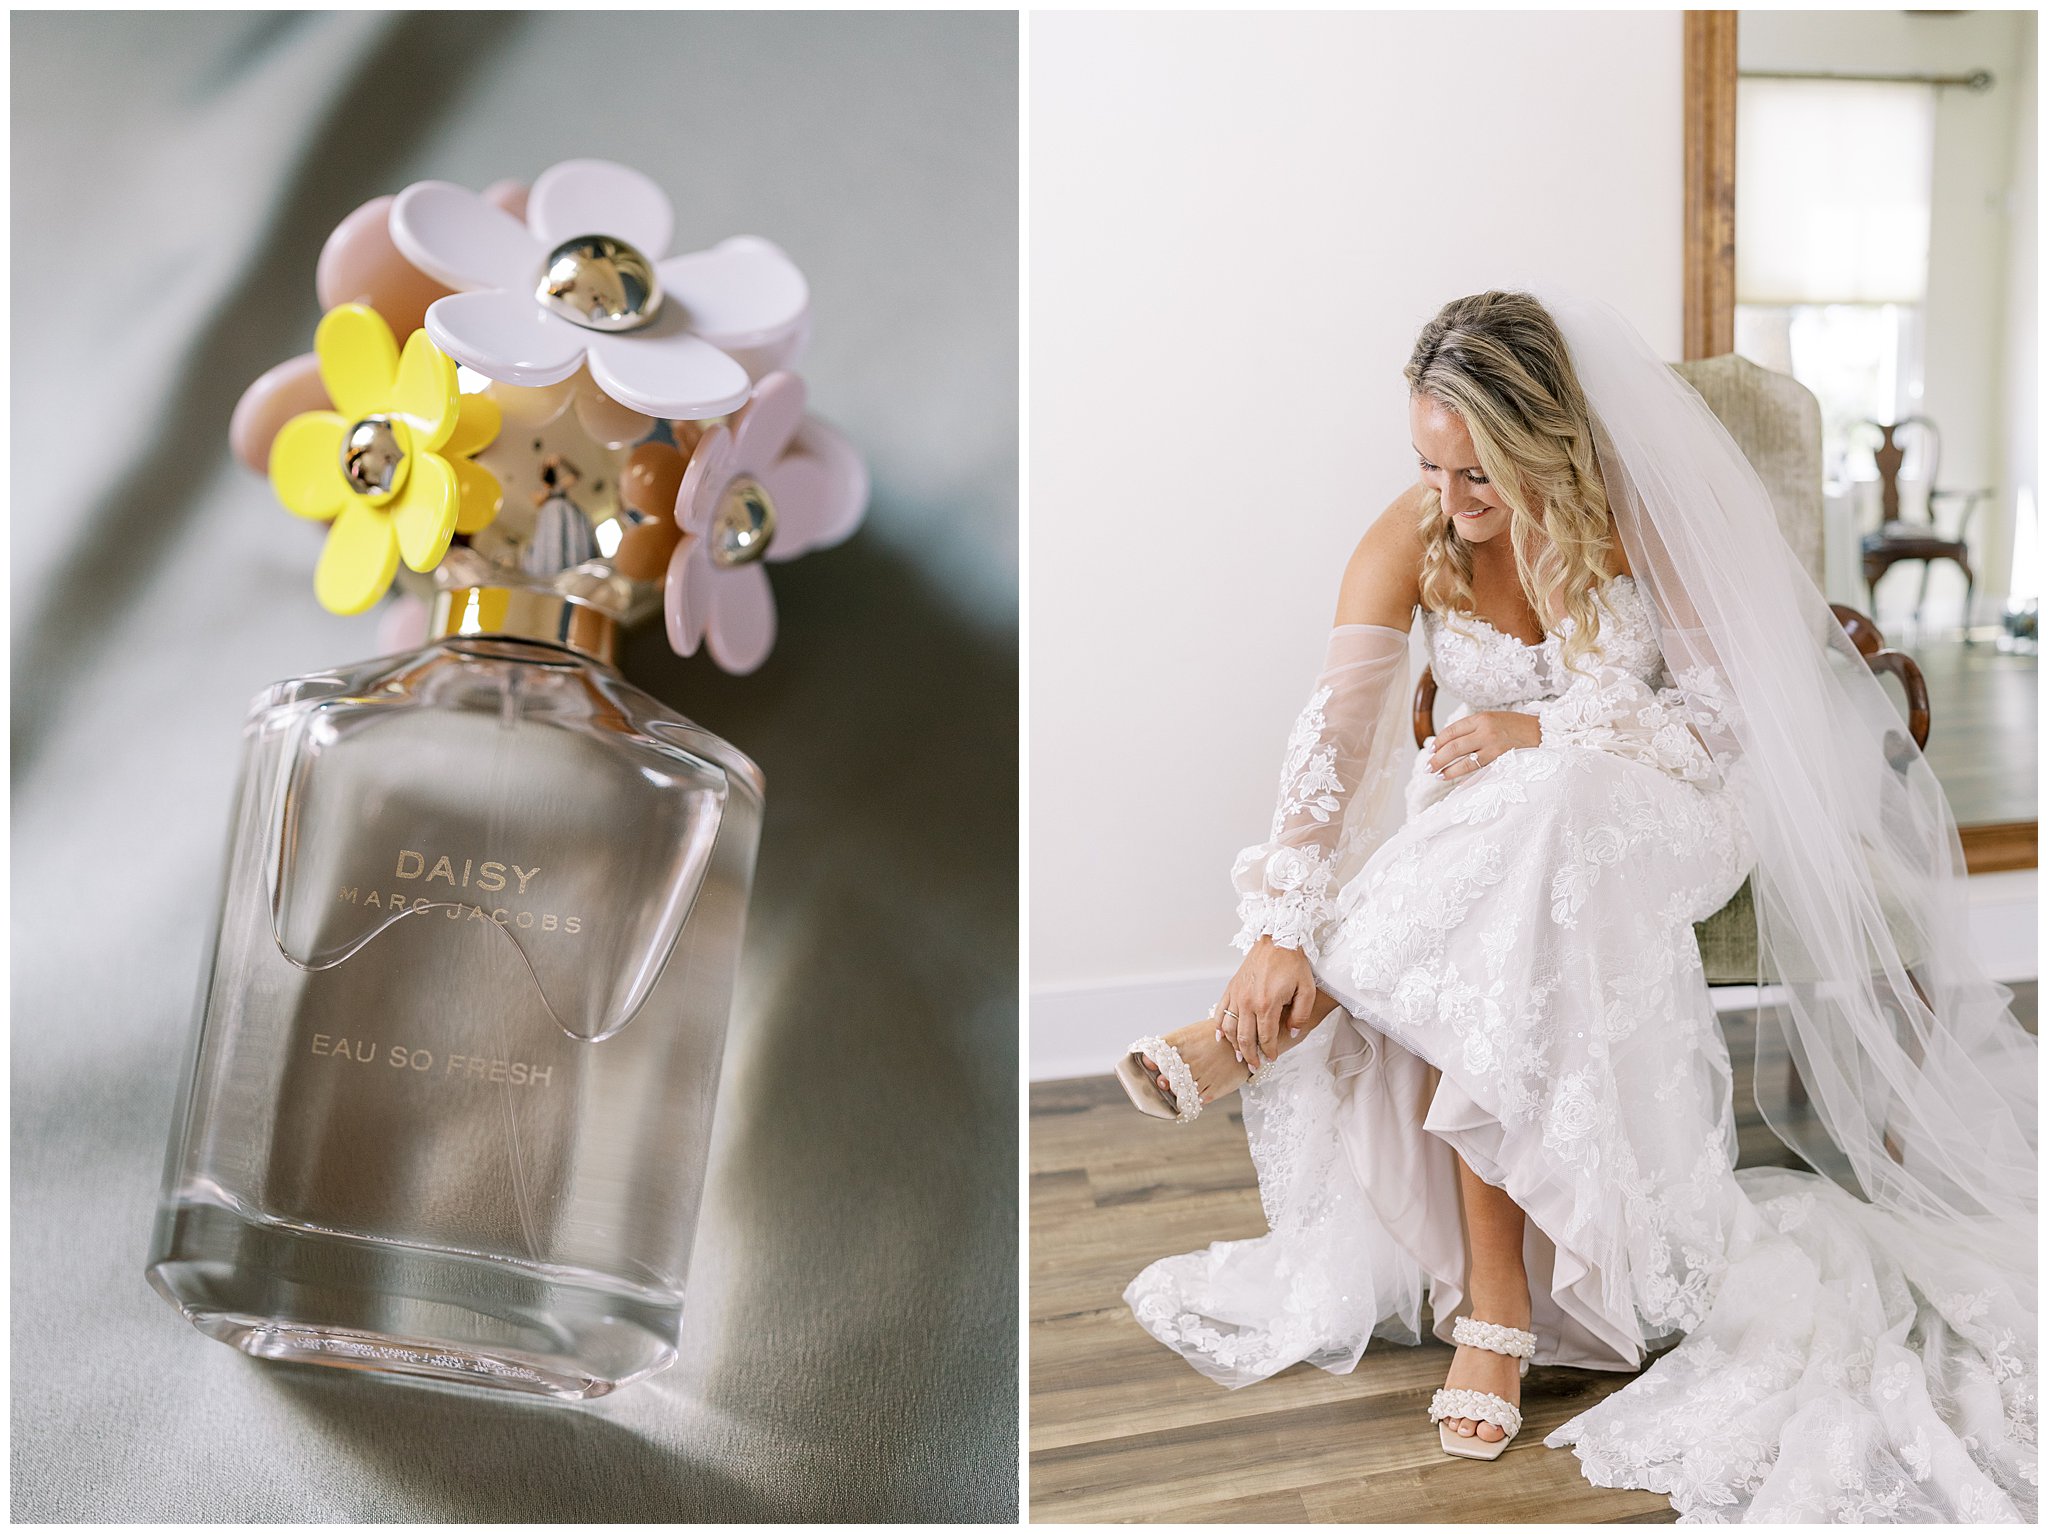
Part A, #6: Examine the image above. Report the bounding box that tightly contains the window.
[1735,303,1926,496]
[1733,76,1937,505]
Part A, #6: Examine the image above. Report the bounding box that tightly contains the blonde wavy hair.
[1405,290,1620,674]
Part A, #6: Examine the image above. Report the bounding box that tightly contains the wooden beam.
[1684,11,1739,360]
[1961,820,2038,874]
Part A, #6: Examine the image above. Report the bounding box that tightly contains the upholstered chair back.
[1671,354,1826,587]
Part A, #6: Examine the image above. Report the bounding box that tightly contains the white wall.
[1740,10,2037,625]
[1029,12,1685,1068]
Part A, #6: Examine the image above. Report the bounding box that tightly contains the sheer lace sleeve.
[1530,656,1740,787]
[1230,624,1413,964]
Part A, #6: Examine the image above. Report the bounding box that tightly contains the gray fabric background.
[11,11,1018,1522]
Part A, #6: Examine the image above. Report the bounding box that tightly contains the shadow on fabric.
[12,11,531,772]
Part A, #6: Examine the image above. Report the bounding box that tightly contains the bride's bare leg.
[1444,1151,1535,1443]
[1142,990,1344,1104]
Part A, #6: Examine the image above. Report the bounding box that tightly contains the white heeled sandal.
[1114,1035,1203,1123]
[1429,1315,1536,1461]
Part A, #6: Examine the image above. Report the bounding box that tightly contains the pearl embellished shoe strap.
[1428,1388,1522,1438]
[1451,1315,1536,1358]
[1128,1036,1201,1123]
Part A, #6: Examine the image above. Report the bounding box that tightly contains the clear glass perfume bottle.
[147,579,762,1399]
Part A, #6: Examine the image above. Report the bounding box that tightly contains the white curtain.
[1736,77,1936,305]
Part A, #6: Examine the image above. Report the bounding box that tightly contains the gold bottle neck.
[428,585,619,667]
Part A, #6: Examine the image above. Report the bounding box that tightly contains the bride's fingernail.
[1215,1029,1223,1041]
[1289,1027,1300,1038]
[1234,1051,1243,1062]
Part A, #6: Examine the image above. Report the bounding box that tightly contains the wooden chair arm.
[1413,668,1437,747]
[1927,487,1993,542]
[1867,649,1931,753]
[1830,603,1883,658]
[1831,602,1932,753]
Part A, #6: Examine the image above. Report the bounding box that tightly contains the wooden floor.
[1028,986,2036,1523]
[1903,637,2036,848]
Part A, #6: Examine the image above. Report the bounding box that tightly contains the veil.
[1531,288,2037,1279]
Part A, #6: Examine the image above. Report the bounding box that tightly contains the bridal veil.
[1533,289,2035,1268]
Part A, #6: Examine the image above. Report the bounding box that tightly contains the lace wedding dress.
[1125,576,2037,1522]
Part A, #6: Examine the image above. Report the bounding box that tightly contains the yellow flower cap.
[266,304,502,615]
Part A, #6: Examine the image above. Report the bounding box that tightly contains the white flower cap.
[391,158,809,421]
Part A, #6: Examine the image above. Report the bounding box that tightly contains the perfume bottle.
[165,156,862,1397]
[146,580,763,1399]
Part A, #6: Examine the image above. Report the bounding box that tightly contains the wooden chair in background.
[1858,416,1989,641]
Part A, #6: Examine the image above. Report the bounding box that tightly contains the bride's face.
[1411,393,1509,544]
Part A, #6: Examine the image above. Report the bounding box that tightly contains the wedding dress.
[1124,294,2037,1522]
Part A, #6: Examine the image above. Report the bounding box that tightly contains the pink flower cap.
[229,353,329,477]
[662,371,868,673]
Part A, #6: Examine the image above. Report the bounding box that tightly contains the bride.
[1112,290,2037,1520]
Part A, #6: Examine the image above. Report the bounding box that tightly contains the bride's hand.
[1217,937,1319,1069]
[1428,709,1541,781]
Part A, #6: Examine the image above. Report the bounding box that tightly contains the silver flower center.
[340,415,406,496]
[535,234,662,332]
[710,477,777,567]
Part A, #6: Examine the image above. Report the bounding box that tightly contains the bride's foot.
[1117,998,1334,1122]
[1442,1296,1532,1444]
[1141,1014,1305,1106]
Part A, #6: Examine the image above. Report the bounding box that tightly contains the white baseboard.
[1030,971,1234,1085]
[1030,870,2037,1081]
[1966,868,2039,984]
